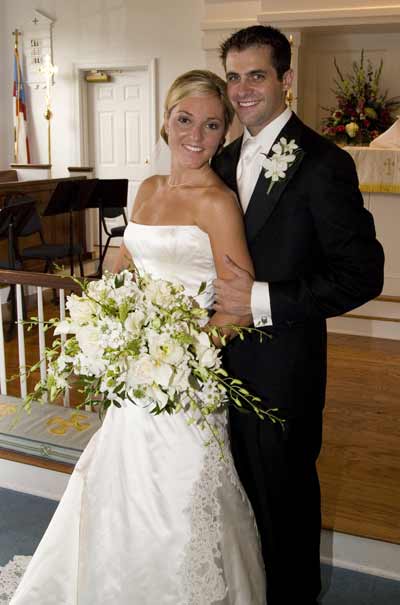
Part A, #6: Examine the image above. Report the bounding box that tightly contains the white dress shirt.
[236,107,292,327]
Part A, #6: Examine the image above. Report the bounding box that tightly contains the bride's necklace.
[167,177,198,188]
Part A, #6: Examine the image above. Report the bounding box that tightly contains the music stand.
[84,179,128,276]
[43,180,85,275]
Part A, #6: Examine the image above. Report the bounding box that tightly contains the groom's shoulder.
[220,136,241,158]
[296,116,353,165]
[212,136,241,175]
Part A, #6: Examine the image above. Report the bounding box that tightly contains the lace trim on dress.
[177,419,252,605]
[178,438,227,604]
[0,556,32,604]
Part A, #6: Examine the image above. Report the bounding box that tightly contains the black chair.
[0,201,37,339]
[99,206,128,272]
[81,179,128,276]
[4,192,84,276]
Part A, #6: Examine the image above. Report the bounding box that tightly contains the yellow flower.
[364,107,378,120]
[345,122,360,138]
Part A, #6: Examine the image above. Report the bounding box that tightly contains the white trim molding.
[257,5,400,29]
[321,529,400,581]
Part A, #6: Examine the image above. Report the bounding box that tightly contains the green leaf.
[197,281,207,295]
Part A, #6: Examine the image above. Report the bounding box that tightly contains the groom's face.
[225,45,293,136]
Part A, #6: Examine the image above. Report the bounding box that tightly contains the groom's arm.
[214,149,384,325]
[268,149,384,324]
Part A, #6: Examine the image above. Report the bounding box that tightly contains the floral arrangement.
[261,137,300,194]
[321,50,400,146]
[24,270,282,449]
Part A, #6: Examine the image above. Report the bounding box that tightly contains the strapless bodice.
[123,222,217,309]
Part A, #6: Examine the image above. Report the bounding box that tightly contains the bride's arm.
[196,188,254,342]
[112,242,132,273]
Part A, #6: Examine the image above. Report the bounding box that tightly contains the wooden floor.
[320,333,400,544]
[1,269,399,544]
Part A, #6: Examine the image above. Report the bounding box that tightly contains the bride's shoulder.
[138,175,167,195]
[204,178,239,209]
[196,180,241,229]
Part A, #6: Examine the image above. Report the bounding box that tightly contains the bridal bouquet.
[25,270,281,446]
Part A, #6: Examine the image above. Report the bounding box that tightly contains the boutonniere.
[261,137,301,194]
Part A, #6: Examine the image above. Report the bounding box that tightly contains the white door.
[87,68,152,246]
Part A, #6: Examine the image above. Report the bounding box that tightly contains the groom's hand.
[213,255,253,318]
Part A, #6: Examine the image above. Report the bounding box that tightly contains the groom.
[212,25,384,605]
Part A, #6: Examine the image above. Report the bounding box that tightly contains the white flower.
[172,366,192,390]
[279,136,299,154]
[144,279,176,308]
[147,329,186,366]
[126,354,172,389]
[76,325,103,359]
[125,310,146,334]
[54,319,74,335]
[261,137,299,194]
[194,332,220,369]
[148,385,169,408]
[66,294,95,324]
[345,122,359,138]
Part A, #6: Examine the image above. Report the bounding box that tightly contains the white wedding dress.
[9,223,266,605]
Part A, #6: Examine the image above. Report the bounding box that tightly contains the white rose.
[66,294,95,324]
[76,325,103,359]
[125,310,145,333]
[147,330,185,366]
[145,279,175,307]
[127,354,172,388]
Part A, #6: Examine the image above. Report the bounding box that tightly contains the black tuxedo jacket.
[212,113,384,414]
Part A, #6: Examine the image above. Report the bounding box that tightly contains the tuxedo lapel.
[216,136,242,196]
[244,114,306,243]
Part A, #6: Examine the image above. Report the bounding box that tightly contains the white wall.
[0,0,8,169]
[0,0,206,175]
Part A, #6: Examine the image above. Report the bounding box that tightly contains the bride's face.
[165,94,225,168]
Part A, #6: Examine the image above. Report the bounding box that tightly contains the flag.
[13,47,31,164]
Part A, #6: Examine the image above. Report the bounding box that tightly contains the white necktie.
[237,138,261,212]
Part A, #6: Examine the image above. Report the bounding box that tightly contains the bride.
[10,70,266,604]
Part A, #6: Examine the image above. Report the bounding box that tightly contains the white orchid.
[261,137,300,194]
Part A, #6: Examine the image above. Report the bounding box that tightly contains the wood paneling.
[0,178,89,270]
[320,333,400,544]
[0,170,18,183]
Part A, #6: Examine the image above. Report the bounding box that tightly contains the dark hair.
[219,25,291,80]
[160,69,234,144]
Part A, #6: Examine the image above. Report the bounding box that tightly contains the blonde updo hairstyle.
[160,69,234,149]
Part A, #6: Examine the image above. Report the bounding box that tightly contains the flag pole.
[12,29,21,162]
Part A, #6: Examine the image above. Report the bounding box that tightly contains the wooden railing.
[0,269,85,405]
